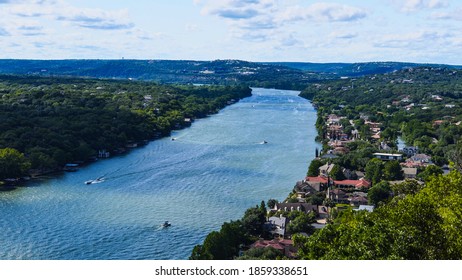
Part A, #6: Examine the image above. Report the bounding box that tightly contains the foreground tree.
[0,148,31,179]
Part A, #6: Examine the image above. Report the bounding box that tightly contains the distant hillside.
[0,59,324,90]
[268,61,462,77]
[1,59,460,89]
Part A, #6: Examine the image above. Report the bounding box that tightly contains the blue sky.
[0,0,461,64]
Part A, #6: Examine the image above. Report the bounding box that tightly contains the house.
[321,151,339,160]
[410,154,432,164]
[333,178,371,189]
[264,216,288,238]
[250,239,297,258]
[333,146,349,155]
[403,167,418,179]
[317,205,329,219]
[304,176,332,192]
[355,205,375,212]
[349,196,368,206]
[294,180,320,197]
[380,142,392,151]
[401,146,419,157]
[431,94,443,101]
[433,120,444,127]
[373,153,403,161]
[328,189,348,203]
[275,203,318,214]
[327,114,341,124]
[319,163,335,176]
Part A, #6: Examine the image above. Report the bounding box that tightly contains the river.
[0,88,320,260]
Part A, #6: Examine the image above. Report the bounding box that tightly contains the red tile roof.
[306,176,328,184]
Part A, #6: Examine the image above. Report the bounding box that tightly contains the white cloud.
[280,3,367,23]
[0,27,10,36]
[373,30,452,48]
[388,0,448,12]
[200,0,275,20]
[56,7,134,30]
[430,7,462,21]
[329,30,358,39]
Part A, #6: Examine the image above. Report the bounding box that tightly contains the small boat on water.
[84,177,105,185]
[162,221,171,228]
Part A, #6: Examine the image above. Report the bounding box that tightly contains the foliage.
[391,180,423,196]
[307,159,323,177]
[242,202,267,236]
[267,199,278,209]
[0,148,31,179]
[287,211,317,235]
[236,246,284,260]
[368,181,392,206]
[383,160,403,181]
[365,158,384,184]
[189,220,249,260]
[329,164,345,180]
[417,165,443,182]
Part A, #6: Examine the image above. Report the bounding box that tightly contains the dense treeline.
[0,75,251,179]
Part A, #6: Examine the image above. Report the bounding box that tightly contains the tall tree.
[0,148,30,179]
[307,159,323,177]
[368,181,392,206]
[365,158,384,184]
[383,160,403,181]
[329,164,346,180]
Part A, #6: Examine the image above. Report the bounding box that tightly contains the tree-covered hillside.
[0,59,321,90]
[0,75,251,179]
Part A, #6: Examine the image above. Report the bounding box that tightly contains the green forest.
[0,75,251,180]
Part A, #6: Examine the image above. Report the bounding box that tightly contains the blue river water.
[0,88,320,260]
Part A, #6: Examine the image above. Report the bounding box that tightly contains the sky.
[0,0,461,64]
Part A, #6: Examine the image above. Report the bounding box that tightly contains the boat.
[84,177,105,185]
[162,221,171,227]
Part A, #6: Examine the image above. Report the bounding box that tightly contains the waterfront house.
[264,216,288,238]
[373,152,403,161]
[295,180,322,196]
[275,203,318,214]
[328,189,348,203]
[250,239,297,258]
[333,178,371,189]
[319,163,335,176]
